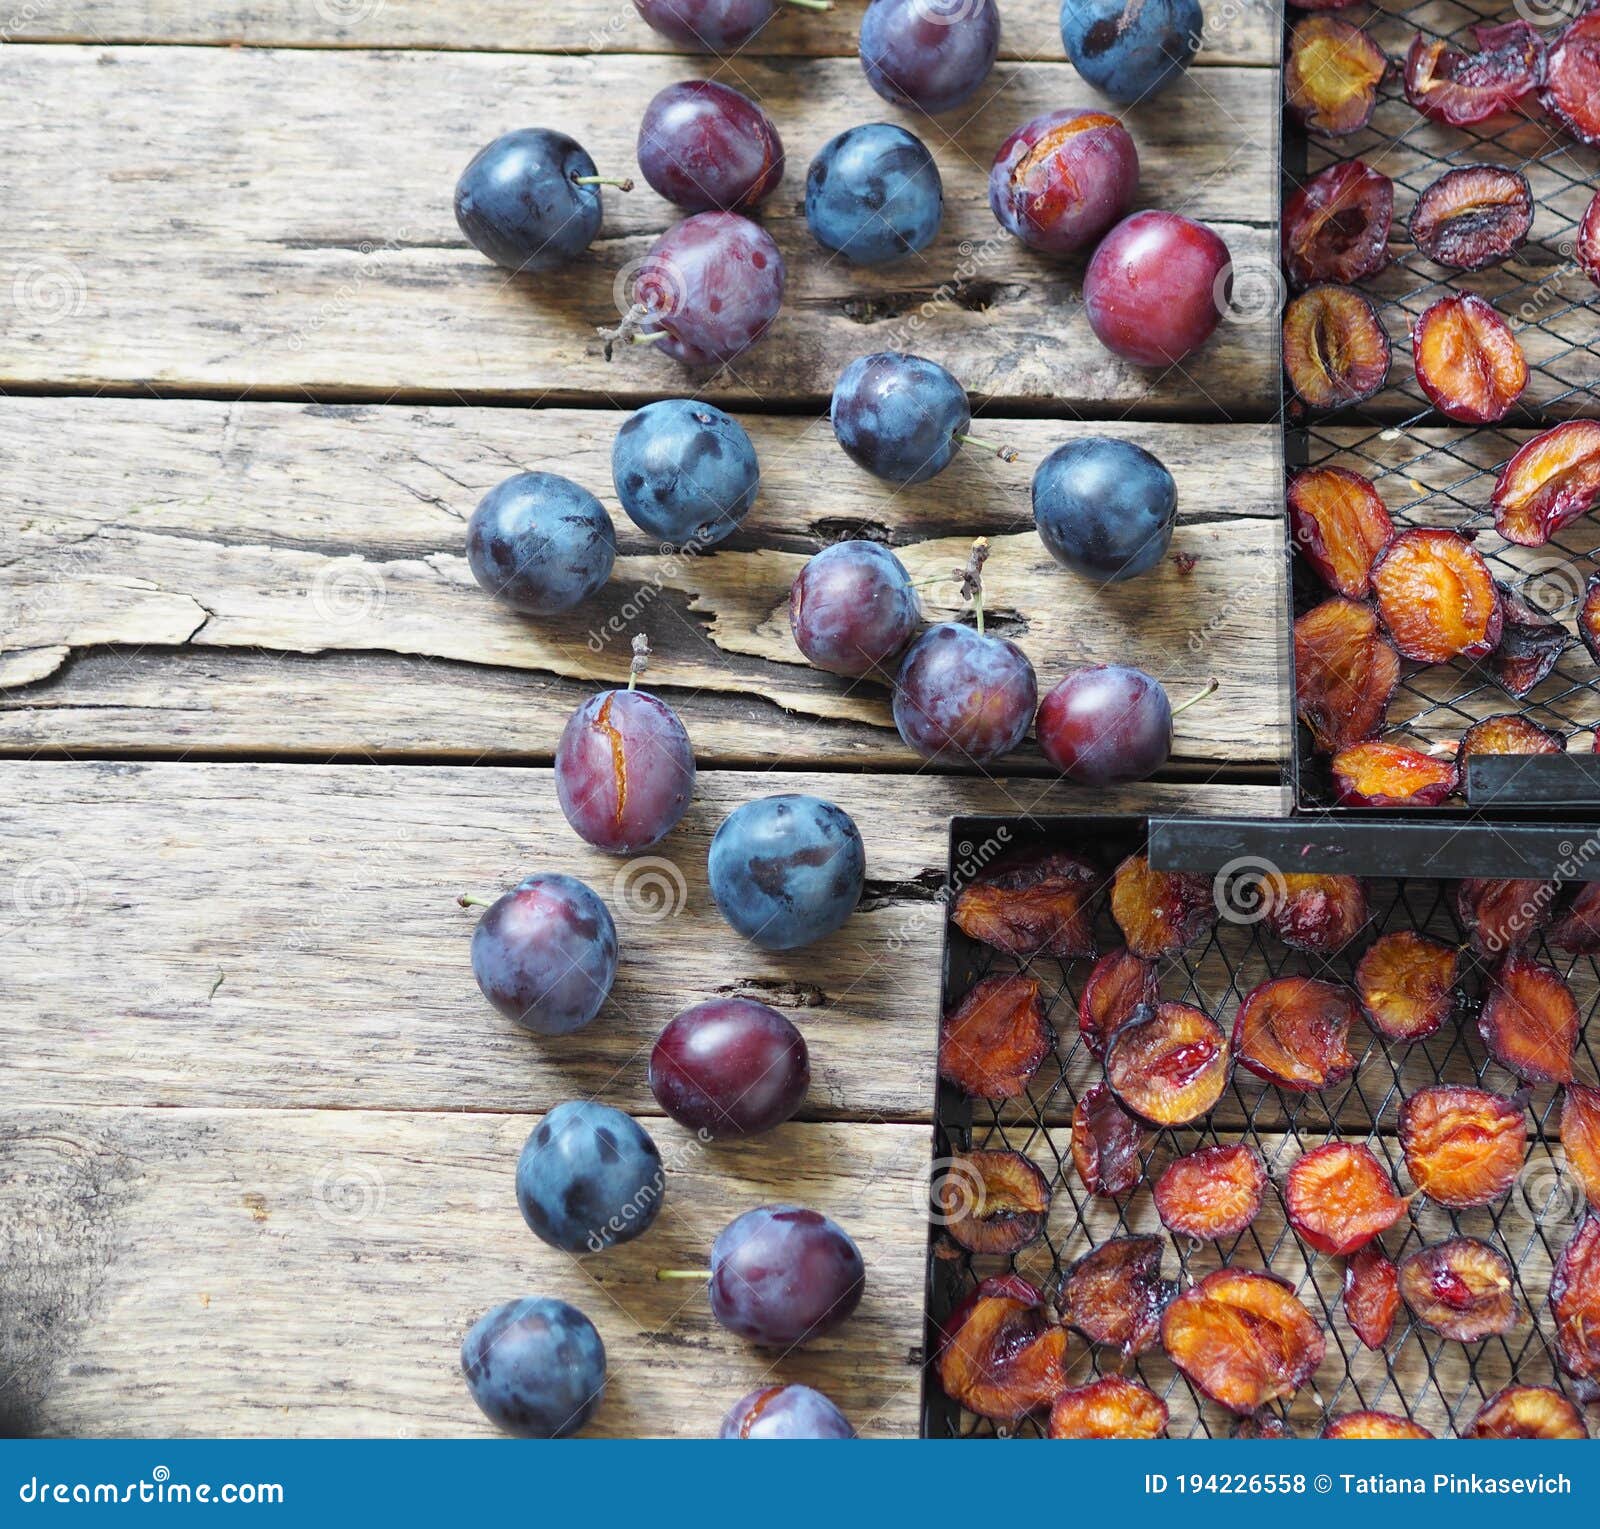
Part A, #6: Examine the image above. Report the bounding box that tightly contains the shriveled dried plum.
[1155,1144,1267,1242]
[1295,598,1401,753]
[1286,1142,1409,1255]
[1399,1236,1518,1342]
[1412,294,1527,425]
[1543,10,1600,146]
[1580,190,1600,288]
[1464,1384,1588,1439]
[1356,930,1458,1042]
[1288,466,1394,597]
[1405,22,1545,128]
[1581,572,1600,663]
[952,850,1099,959]
[1233,1413,1295,1439]
[1322,1411,1433,1439]
[1232,976,1357,1093]
[1492,420,1600,547]
[1287,20,1388,137]
[1110,852,1216,957]
[1046,1377,1169,1439]
[1480,955,1580,1085]
[1282,163,1392,292]
[1058,1235,1174,1356]
[1077,947,1158,1061]
[1285,284,1391,411]
[1400,1085,1527,1210]
[1561,1083,1600,1209]
[937,1273,1042,1355]
[1491,580,1569,699]
[1552,885,1600,955]
[936,1279,1069,1420]
[937,1150,1051,1255]
[1161,1269,1326,1415]
[1332,741,1457,807]
[1263,872,1368,953]
[1106,1001,1230,1127]
[1455,876,1558,954]
[1344,1243,1401,1350]
[1371,528,1502,663]
[939,974,1052,1100]
[1551,1215,1600,1382]
[1071,1081,1151,1198]
[1409,164,1533,271]
[1457,714,1565,780]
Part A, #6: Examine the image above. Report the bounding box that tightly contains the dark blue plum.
[466,471,615,616]
[611,400,759,548]
[1060,0,1202,104]
[468,873,617,1035]
[831,352,969,485]
[789,540,920,677]
[461,1297,606,1437]
[709,1205,866,1347]
[860,0,1001,115]
[893,622,1037,764]
[516,1100,665,1253]
[719,1384,857,1438]
[454,129,606,273]
[805,124,943,266]
[1031,437,1177,582]
[707,793,864,950]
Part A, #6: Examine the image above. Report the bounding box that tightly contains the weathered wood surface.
[0,45,1278,410]
[0,1105,931,1438]
[0,399,1289,768]
[14,0,1283,63]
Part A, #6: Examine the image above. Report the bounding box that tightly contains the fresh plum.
[612,398,759,548]
[648,998,809,1138]
[1059,0,1201,102]
[1031,436,1177,583]
[706,1205,865,1347]
[637,80,783,212]
[988,110,1138,257]
[719,1384,855,1438]
[460,1297,606,1438]
[454,129,614,274]
[516,1101,664,1253]
[466,471,615,616]
[788,540,919,678]
[1083,210,1231,367]
[805,123,942,266]
[1036,665,1175,786]
[859,0,1000,114]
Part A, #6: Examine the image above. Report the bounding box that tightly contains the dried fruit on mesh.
[1491,420,1600,547]
[1161,1269,1326,1415]
[1046,1377,1168,1439]
[1331,740,1457,807]
[1400,1085,1527,1209]
[1281,162,1391,291]
[1070,1081,1152,1198]
[936,1277,1069,1420]
[1479,954,1580,1085]
[1322,1411,1433,1439]
[1077,947,1157,1061]
[1287,20,1388,137]
[1295,597,1400,753]
[1057,1235,1174,1355]
[1288,466,1394,597]
[1105,1001,1230,1127]
[1109,853,1216,957]
[1263,872,1368,953]
[1233,1413,1295,1439]
[1580,572,1600,664]
[1543,9,1600,145]
[1561,1083,1600,1209]
[1411,294,1527,425]
[1371,528,1502,663]
[1343,1244,1401,1350]
[1580,190,1600,288]
[1409,164,1533,271]
[1355,930,1458,1042]
[952,849,1099,959]
[1285,1141,1409,1256]
[939,973,1052,1100]
[1398,1236,1518,1342]
[1552,885,1600,954]
[1463,1384,1588,1439]
[1457,714,1565,780]
[1551,1215,1600,1383]
[1232,976,1357,1093]
[936,1150,1051,1255]
[1455,875,1558,954]
[937,1273,1042,1355]
[1285,284,1391,410]
[1404,21,1545,128]
[1154,1144,1267,1241]
[1491,580,1569,699]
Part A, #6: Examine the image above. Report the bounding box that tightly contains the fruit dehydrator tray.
[920,814,1600,1438]
[1282,0,1600,810]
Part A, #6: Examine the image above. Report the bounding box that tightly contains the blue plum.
[556,687,695,853]
[707,793,864,950]
[860,0,1001,115]
[612,400,759,548]
[709,1205,866,1347]
[454,129,613,273]
[831,352,968,485]
[789,540,920,677]
[805,124,943,266]
[461,1297,606,1437]
[466,471,615,616]
[1060,0,1202,104]
[893,622,1037,765]
[516,1100,665,1253]
[467,873,617,1035]
[637,80,784,213]
[1031,437,1176,582]
[720,1384,857,1438]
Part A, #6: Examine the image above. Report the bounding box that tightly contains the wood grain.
[0,46,1278,410]
[0,398,1289,768]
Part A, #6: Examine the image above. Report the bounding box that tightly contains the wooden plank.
[15,0,1281,64]
[0,399,1289,769]
[0,1104,929,1438]
[0,46,1278,410]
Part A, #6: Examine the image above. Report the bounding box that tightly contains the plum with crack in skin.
[555,687,695,855]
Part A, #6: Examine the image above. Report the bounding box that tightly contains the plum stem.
[628,633,650,691]
[954,432,1020,464]
[783,0,832,11]
[654,1268,712,1281]
[1170,676,1220,717]
[456,893,494,909]
[572,174,635,191]
[598,302,664,361]
[957,537,990,636]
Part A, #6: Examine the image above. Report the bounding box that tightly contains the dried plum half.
[1288,466,1394,597]
[1287,20,1388,138]
[1463,1385,1588,1439]
[1154,1144,1267,1242]
[952,849,1099,959]
[1057,1235,1175,1356]
[1551,1215,1600,1383]
[1479,954,1580,1085]
[1492,421,1600,547]
[1295,597,1400,753]
[1343,1244,1401,1351]
[1106,1001,1230,1127]
[1232,976,1357,1093]
[939,974,1052,1100]
[1046,1377,1169,1439]
[1398,1237,1518,1342]
[1285,1141,1409,1256]
[936,1277,1069,1421]
[1409,164,1533,271]
[1285,284,1391,411]
[1282,161,1392,287]
[1355,930,1458,1042]
[1400,1085,1527,1210]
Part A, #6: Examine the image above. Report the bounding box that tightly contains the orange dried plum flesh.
[1233,1413,1295,1439]
[1295,598,1400,753]
[1552,1216,1600,1382]
[1232,976,1357,1093]
[937,1273,1042,1355]
[1479,955,1580,1085]
[1154,1144,1267,1241]
[1283,164,1392,290]
[1399,1236,1517,1341]
[1491,580,1569,699]
[1047,1377,1168,1439]
[1322,1411,1433,1439]
[1332,741,1457,807]
[1288,467,1394,597]
[1455,875,1557,954]
[1286,1142,1409,1256]
[1409,165,1533,271]
[1405,22,1545,128]
[1543,10,1600,146]
[1412,294,1528,425]
[951,849,1099,959]
[1356,930,1458,1041]
[1553,884,1600,955]
[1287,20,1388,138]
[1109,853,1215,957]
[1265,872,1368,953]
[1581,571,1600,662]
[1161,1269,1326,1415]
[1078,947,1157,1061]
[937,1150,1051,1255]
[1457,714,1564,777]
[1371,528,1503,662]
[1105,1001,1230,1127]
[936,1284,1069,1420]
[1285,284,1391,410]
[1400,1085,1527,1209]
[1562,1083,1600,1208]
[1058,1235,1175,1355]
[1492,420,1600,547]
[1071,1081,1151,1198]
[939,973,1052,1100]
[1465,1384,1588,1439]
[1344,1244,1401,1350]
